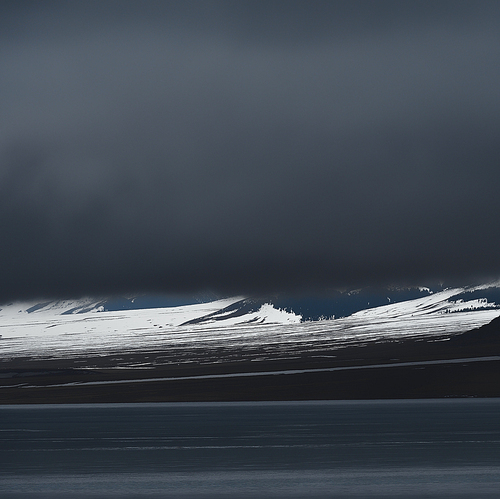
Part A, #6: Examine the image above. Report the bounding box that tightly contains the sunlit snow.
[0,287,498,361]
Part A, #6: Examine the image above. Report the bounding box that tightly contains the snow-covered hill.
[1,283,499,360]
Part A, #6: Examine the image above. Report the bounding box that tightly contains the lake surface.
[1,399,500,497]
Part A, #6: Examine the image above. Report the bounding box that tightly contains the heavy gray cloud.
[1,1,500,301]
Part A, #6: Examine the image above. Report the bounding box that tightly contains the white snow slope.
[0,286,499,361]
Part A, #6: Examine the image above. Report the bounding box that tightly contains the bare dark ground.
[1,317,499,403]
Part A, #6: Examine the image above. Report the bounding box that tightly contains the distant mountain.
[2,283,499,325]
[271,284,500,321]
[0,293,221,316]
[179,283,500,325]
[180,299,300,326]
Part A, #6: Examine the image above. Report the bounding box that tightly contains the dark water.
[1,399,500,497]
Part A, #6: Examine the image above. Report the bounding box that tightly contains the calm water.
[1,399,500,497]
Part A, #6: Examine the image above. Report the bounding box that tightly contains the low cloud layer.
[1,1,500,301]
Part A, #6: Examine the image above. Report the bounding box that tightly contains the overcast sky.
[1,1,500,302]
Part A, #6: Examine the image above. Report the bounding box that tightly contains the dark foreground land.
[1,317,500,403]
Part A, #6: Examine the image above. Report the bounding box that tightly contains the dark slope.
[452,314,500,345]
[180,298,263,325]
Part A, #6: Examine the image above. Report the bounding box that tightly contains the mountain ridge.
[3,283,500,325]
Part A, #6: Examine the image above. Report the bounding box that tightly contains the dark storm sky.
[1,1,500,301]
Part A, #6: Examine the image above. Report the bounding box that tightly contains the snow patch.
[255,303,302,324]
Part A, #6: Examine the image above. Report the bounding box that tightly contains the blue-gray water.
[1,399,500,498]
